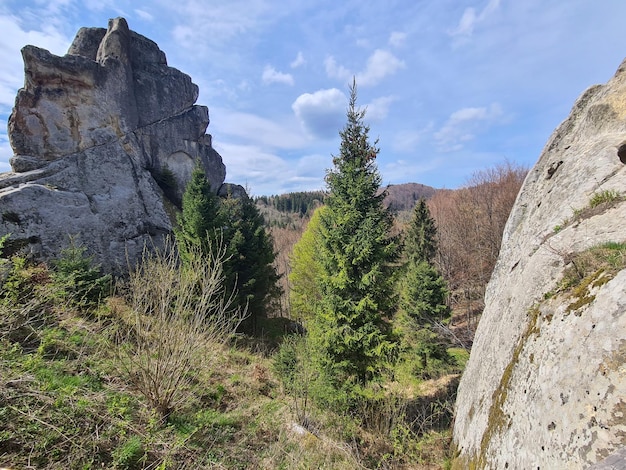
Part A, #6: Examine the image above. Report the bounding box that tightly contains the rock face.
[451,60,626,468]
[0,18,226,272]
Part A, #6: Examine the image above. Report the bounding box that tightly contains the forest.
[0,85,526,469]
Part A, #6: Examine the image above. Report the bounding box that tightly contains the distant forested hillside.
[256,183,437,217]
[256,191,326,216]
[383,182,437,212]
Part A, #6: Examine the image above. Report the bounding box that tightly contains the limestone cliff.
[452,60,626,468]
[0,18,226,272]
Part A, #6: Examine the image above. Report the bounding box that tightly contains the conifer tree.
[404,198,437,264]
[396,199,451,376]
[175,162,223,261]
[313,81,398,387]
[219,193,281,333]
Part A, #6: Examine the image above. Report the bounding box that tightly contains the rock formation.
[0,18,226,272]
[452,60,626,467]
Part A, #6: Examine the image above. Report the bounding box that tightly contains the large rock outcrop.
[452,60,626,467]
[0,18,226,272]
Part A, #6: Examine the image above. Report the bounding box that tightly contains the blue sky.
[1,0,626,196]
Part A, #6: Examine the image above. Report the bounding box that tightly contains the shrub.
[115,238,246,420]
[52,242,111,310]
[589,189,621,208]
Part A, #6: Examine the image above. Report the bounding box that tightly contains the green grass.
[589,189,622,208]
[0,258,458,469]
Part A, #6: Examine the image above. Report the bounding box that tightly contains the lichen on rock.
[452,57,626,468]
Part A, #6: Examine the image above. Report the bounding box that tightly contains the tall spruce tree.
[313,81,398,387]
[404,198,437,264]
[396,199,451,376]
[175,162,223,261]
[219,193,281,334]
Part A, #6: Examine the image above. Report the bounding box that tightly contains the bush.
[115,238,246,420]
[589,189,621,208]
[52,242,111,310]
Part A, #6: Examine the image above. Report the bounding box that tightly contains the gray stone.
[452,57,626,468]
[0,17,227,273]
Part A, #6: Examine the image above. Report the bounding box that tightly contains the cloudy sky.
[1,0,626,195]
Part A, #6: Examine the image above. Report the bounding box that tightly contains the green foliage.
[175,162,224,262]
[395,197,452,378]
[395,311,453,380]
[256,191,326,216]
[288,206,326,321]
[272,335,320,424]
[404,199,438,264]
[1,256,51,305]
[589,189,621,208]
[219,194,281,334]
[311,81,398,387]
[560,241,626,291]
[398,261,450,324]
[153,165,178,203]
[0,232,10,257]
[112,435,145,469]
[175,163,281,334]
[52,242,112,310]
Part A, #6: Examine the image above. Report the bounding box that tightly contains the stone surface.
[0,17,226,272]
[451,59,626,468]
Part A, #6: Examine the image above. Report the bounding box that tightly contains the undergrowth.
[0,247,455,469]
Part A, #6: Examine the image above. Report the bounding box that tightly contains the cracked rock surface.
[1,17,226,272]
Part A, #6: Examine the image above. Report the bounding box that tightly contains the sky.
[1,1,626,196]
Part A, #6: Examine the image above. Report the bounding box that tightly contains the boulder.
[451,59,626,468]
[0,17,227,272]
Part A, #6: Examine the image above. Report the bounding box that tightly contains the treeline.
[256,191,326,216]
[428,162,527,335]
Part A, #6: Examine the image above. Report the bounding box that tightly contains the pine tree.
[175,162,223,261]
[313,81,398,387]
[404,198,437,264]
[219,193,281,334]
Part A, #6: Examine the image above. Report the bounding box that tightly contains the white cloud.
[434,103,504,152]
[262,65,294,86]
[290,51,305,68]
[134,9,154,21]
[326,49,405,87]
[388,31,407,48]
[449,0,501,38]
[0,13,72,172]
[325,56,351,83]
[212,108,307,150]
[292,88,347,139]
[382,157,443,185]
[0,15,71,106]
[392,123,434,153]
[358,49,405,86]
[215,142,326,195]
[169,0,271,49]
[365,96,396,121]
